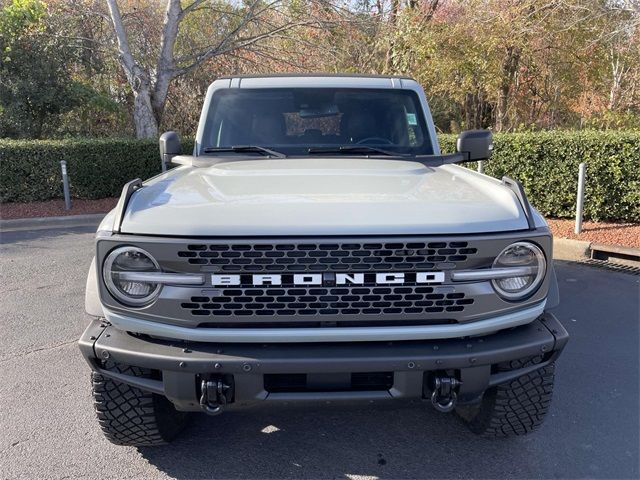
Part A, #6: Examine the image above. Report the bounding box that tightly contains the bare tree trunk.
[151,0,182,125]
[465,93,473,129]
[496,46,521,132]
[424,0,440,21]
[384,0,400,73]
[496,90,507,131]
[475,90,483,128]
[465,92,484,129]
[133,86,159,139]
[106,0,160,138]
[608,52,625,111]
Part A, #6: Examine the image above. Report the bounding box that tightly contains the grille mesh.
[177,241,478,272]
[180,286,474,318]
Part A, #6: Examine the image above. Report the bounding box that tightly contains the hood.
[120,157,532,236]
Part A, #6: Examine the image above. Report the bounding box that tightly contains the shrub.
[0,138,193,202]
[439,131,639,223]
[1,132,638,222]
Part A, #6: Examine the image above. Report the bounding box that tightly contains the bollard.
[477,160,484,174]
[61,160,71,210]
[575,162,586,234]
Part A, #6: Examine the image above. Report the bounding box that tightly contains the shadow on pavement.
[138,401,532,480]
[0,225,97,244]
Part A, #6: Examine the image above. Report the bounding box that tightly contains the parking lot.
[0,226,638,480]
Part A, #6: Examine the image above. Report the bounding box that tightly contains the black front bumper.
[79,313,568,412]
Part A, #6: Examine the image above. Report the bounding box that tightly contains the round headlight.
[103,246,161,306]
[492,242,546,300]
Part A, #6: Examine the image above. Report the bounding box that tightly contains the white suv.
[80,74,568,445]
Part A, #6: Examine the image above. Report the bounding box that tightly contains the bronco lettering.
[211,272,446,286]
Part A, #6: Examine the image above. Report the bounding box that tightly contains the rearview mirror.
[159,131,181,171]
[456,130,493,161]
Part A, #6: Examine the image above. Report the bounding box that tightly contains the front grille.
[177,241,478,272]
[99,233,552,327]
[180,285,474,318]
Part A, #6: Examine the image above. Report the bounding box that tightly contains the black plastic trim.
[112,178,142,233]
[79,312,568,404]
[217,73,415,81]
[502,176,535,230]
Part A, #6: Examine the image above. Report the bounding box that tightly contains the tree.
[0,0,80,137]
[105,0,335,139]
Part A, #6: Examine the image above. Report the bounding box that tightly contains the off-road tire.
[91,361,189,446]
[456,357,555,437]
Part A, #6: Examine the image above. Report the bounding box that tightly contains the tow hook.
[199,378,231,416]
[430,376,462,413]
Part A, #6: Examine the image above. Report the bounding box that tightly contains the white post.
[575,163,586,234]
[60,161,71,211]
[477,160,484,174]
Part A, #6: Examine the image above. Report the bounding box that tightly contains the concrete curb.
[0,213,105,232]
[553,237,592,262]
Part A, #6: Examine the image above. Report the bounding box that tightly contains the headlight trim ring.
[103,245,162,307]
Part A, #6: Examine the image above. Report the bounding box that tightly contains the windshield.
[200,88,434,156]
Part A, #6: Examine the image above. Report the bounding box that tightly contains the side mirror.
[456,129,493,161]
[159,131,181,171]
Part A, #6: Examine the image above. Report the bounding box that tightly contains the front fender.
[85,257,102,317]
[546,262,560,309]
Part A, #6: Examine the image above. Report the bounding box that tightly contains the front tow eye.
[199,379,231,416]
[430,376,462,413]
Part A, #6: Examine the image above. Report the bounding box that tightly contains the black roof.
[216,72,415,81]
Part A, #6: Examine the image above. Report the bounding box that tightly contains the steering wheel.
[356,137,394,145]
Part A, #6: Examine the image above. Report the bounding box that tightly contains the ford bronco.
[79,74,568,445]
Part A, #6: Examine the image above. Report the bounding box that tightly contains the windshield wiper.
[307,145,411,157]
[203,145,286,158]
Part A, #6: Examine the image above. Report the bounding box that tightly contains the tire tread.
[91,362,187,446]
[460,357,556,438]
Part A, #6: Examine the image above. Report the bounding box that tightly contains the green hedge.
[1,132,638,222]
[439,131,639,223]
[0,138,193,202]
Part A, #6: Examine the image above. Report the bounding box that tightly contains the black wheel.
[456,357,556,437]
[91,361,189,446]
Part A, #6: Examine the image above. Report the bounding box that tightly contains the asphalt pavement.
[0,226,638,480]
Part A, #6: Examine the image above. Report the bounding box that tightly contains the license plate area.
[264,372,394,393]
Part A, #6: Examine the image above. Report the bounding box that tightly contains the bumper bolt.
[469,357,477,364]
[541,345,548,352]
[242,364,252,372]
[100,350,110,360]
[179,361,187,368]
[214,363,221,369]
[89,336,96,340]
[407,361,416,369]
